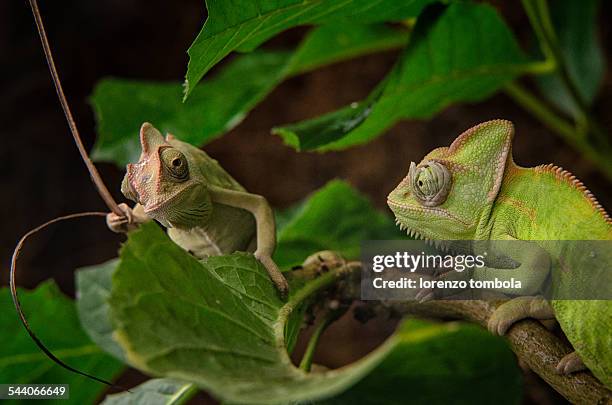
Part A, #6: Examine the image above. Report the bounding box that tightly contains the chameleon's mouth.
[388,199,437,243]
[387,198,468,225]
[387,197,470,253]
[393,218,467,269]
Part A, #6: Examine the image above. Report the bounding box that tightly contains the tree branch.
[384,300,610,404]
[320,265,612,404]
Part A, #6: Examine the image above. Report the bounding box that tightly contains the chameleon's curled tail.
[10,212,123,390]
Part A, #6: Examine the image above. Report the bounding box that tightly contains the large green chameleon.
[106,123,289,295]
[387,120,611,388]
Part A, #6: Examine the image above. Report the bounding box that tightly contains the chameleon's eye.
[160,147,189,181]
[409,161,451,207]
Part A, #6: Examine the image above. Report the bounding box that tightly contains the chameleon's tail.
[10,212,124,390]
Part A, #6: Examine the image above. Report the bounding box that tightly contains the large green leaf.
[91,52,289,166]
[91,23,408,167]
[184,0,435,97]
[102,378,197,405]
[535,0,604,117]
[286,23,409,76]
[98,221,521,404]
[275,2,531,151]
[0,281,124,404]
[107,222,384,403]
[274,180,402,268]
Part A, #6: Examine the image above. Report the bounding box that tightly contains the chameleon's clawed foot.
[488,300,529,335]
[488,297,554,336]
[275,277,289,300]
[556,351,587,375]
[255,252,289,299]
[106,203,136,233]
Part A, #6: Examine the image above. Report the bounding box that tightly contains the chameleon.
[386,119,612,389]
[106,122,289,296]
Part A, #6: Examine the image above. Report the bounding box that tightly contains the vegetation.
[3,0,607,403]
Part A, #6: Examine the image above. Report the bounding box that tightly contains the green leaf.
[102,222,520,404]
[0,281,124,404]
[91,52,290,166]
[274,81,386,151]
[535,0,604,117]
[91,23,408,167]
[184,0,435,97]
[275,2,531,151]
[102,378,197,405]
[286,23,409,76]
[76,259,127,362]
[274,180,402,268]
[107,223,376,403]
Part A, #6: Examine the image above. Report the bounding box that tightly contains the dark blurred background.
[2,1,611,403]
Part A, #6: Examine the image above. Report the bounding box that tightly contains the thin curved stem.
[521,59,556,76]
[172,384,199,405]
[29,0,122,216]
[299,310,341,372]
[10,212,123,389]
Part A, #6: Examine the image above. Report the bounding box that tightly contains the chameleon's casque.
[388,120,612,388]
[122,124,214,228]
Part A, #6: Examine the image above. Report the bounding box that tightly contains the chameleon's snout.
[121,165,139,203]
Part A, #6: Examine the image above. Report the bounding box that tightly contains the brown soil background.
[1,1,611,403]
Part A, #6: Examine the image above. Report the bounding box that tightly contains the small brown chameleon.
[106,123,289,296]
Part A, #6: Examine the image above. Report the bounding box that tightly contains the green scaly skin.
[106,123,289,296]
[387,120,611,388]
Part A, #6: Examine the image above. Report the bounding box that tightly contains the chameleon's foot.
[488,300,527,335]
[556,351,587,375]
[106,203,136,233]
[488,296,554,335]
[255,253,289,299]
